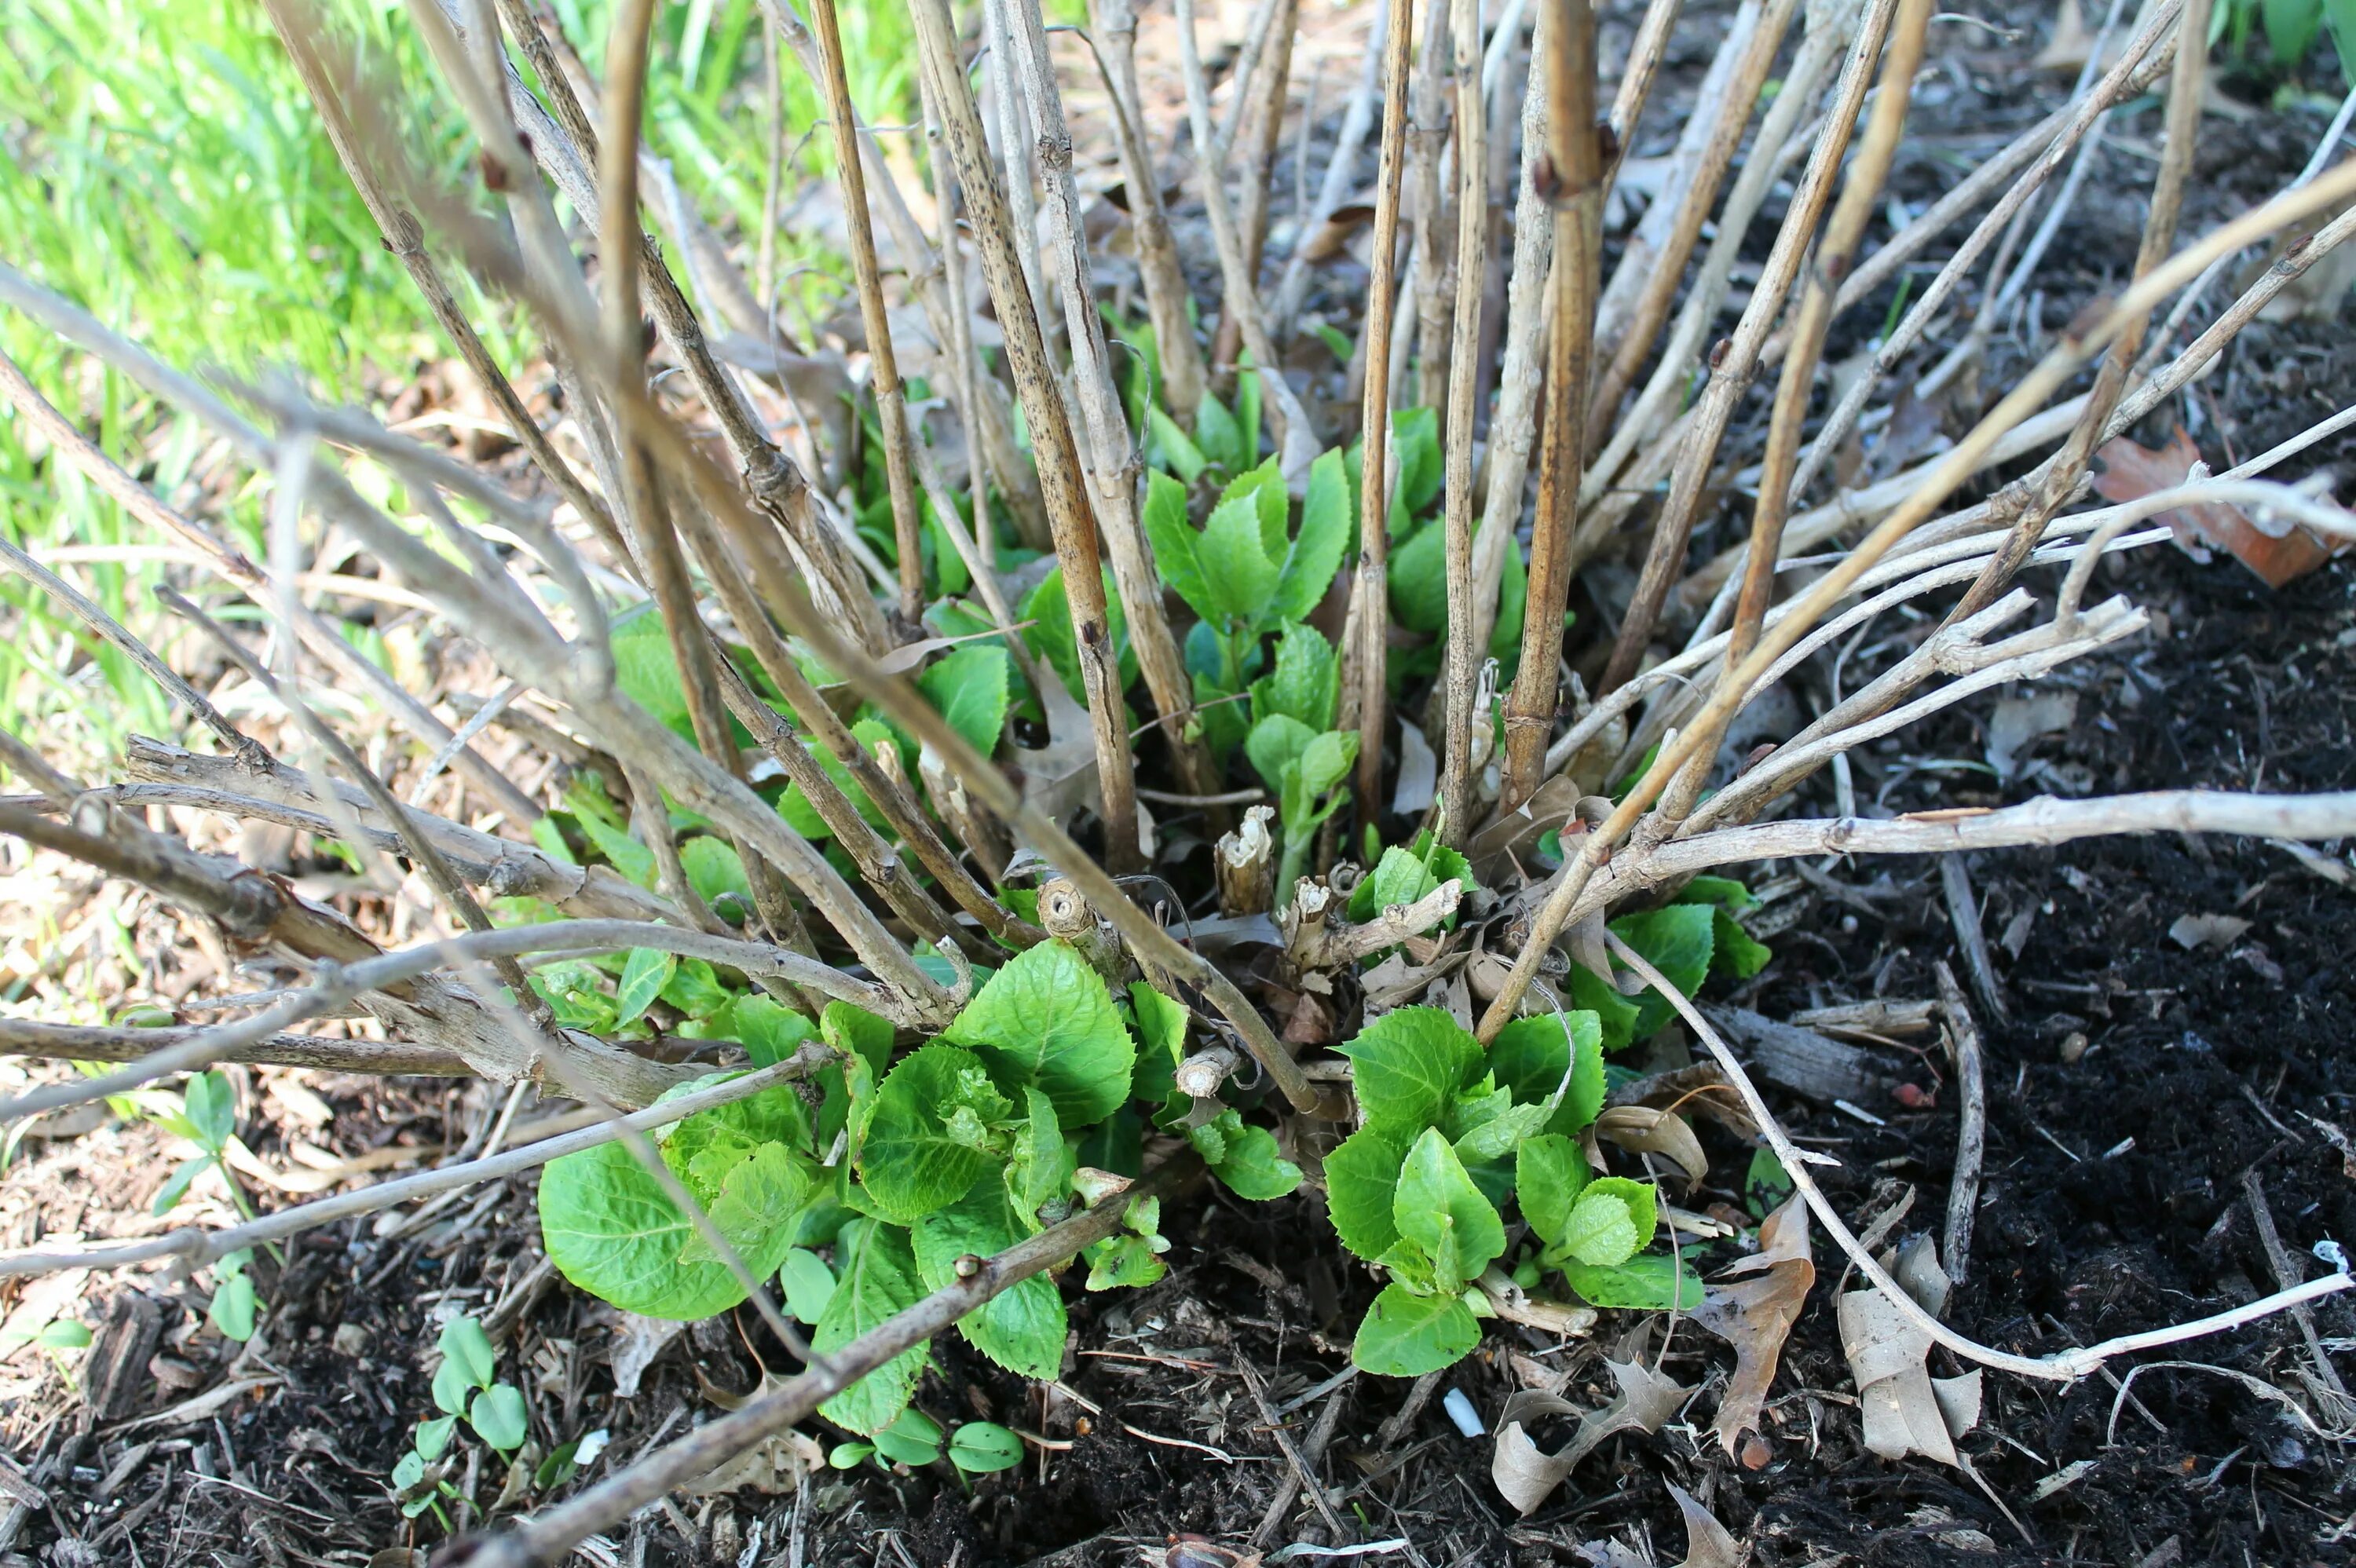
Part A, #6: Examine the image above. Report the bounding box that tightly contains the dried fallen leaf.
[1693,1195,1816,1456]
[1491,1357,1691,1515]
[1012,673,1105,827]
[684,1372,826,1493]
[1666,1481,1745,1568]
[1594,1106,1710,1186]
[1985,691,2076,782]
[606,1313,686,1400]
[1838,1237,1981,1467]
[2093,427,2343,589]
[2168,912,2252,952]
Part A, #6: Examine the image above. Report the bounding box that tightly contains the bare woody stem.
[907,0,1142,874]
[1344,0,1416,830]
[1498,0,1601,811]
[1436,0,1485,846]
[1002,0,1226,810]
[1087,0,1209,421]
[808,0,927,623]
[1595,0,1903,696]
[0,1046,834,1278]
[1725,0,1932,671]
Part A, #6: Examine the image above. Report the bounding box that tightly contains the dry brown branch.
[909,0,1142,874]
[0,327,542,826]
[1467,55,1549,658]
[1586,0,1798,437]
[1004,0,1224,806]
[1948,0,2213,621]
[1730,0,1929,660]
[1271,4,1385,338]
[1497,0,1601,810]
[1170,0,1321,473]
[1594,0,1903,695]
[1479,154,2356,1035]
[115,739,668,922]
[1933,961,1988,1286]
[0,1021,474,1078]
[1783,10,2182,503]
[1086,0,1209,419]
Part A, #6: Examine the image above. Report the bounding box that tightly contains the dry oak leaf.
[1837,1237,1982,1467]
[1491,1356,1691,1515]
[1692,1193,1817,1456]
[2091,426,2343,589]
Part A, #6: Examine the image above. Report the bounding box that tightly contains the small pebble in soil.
[1740,1435,1772,1470]
[2059,1031,2089,1064]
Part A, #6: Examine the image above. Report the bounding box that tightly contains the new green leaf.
[1392,1128,1505,1288]
[1352,1282,1480,1376]
[1338,1007,1480,1130]
[944,940,1135,1127]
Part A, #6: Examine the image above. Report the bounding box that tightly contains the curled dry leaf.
[1692,1194,1816,1456]
[1594,1106,1710,1186]
[1608,1062,1761,1140]
[1491,1356,1691,1515]
[2091,426,2344,589]
[1837,1236,1981,1467]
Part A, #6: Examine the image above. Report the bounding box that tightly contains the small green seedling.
[208,1248,258,1342]
[829,1410,1026,1478]
[0,1316,91,1383]
[393,1314,529,1530]
[139,1070,259,1224]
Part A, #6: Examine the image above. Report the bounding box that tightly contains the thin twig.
[1435,0,1486,848]
[1610,934,2353,1382]
[1933,962,1986,1286]
[1477,152,2356,1036]
[909,0,1142,873]
[463,1160,1198,1567]
[808,0,924,623]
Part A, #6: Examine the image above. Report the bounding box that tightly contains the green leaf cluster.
[1328,1004,1692,1375]
[536,937,1299,1440]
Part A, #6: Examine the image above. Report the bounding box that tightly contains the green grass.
[0,0,915,761]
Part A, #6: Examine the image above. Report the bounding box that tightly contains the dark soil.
[5,2,2356,1566]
